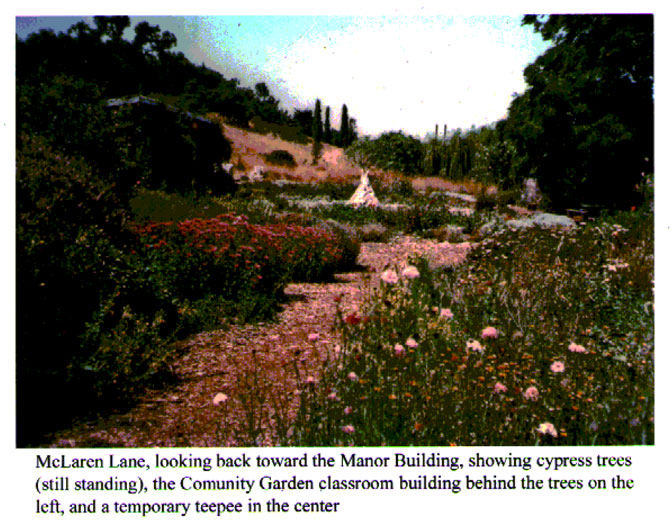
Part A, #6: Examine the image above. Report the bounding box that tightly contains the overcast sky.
[15,13,553,137]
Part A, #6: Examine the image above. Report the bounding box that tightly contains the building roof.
[105,95,213,125]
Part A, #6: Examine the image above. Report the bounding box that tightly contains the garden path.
[47,237,471,448]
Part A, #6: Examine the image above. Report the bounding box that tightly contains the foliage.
[324,106,333,144]
[290,213,653,445]
[339,104,354,148]
[312,99,323,143]
[16,134,133,443]
[17,17,294,133]
[505,15,653,210]
[263,149,297,168]
[303,200,479,237]
[130,189,233,223]
[249,116,310,145]
[420,123,516,189]
[311,99,323,163]
[106,98,235,195]
[347,131,424,175]
[16,16,368,446]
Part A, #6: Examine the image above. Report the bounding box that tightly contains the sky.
[14,14,552,138]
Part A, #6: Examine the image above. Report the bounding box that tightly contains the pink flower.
[493,382,508,394]
[343,406,353,415]
[467,339,484,353]
[327,392,338,401]
[381,269,399,284]
[569,342,587,353]
[439,308,454,319]
[394,344,405,357]
[342,425,355,434]
[212,392,229,406]
[401,265,420,279]
[347,371,358,382]
[308,333,319,342]
[481,326,499,339]
[405,337,418,349]
[523,386,540,401]
[536,422,558,437]
[550,361,565,373]
[306,376,315,384]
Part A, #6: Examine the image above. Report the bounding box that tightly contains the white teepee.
[348,171,379,208]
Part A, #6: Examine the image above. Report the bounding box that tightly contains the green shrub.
[264,149,297,168]
[249,116,310,145]
[369,174,414,201]
[16,135,131,444]
[130,189,233,223]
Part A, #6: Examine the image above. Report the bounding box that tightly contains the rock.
[348,171,379,208]
[530,213,577,228]
[479,212,576,236]
[248,166,265,182]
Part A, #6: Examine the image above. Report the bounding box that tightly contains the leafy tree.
[346,131,423,174]
[254,82,270,101]
[132,20,177,58]
[293,108,313,137]
[506,14,653,210]
[93,15,131,43]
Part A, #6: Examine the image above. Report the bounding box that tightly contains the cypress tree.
[339,104,350,147]
[312,99,323,143]
[311,99,323,163]
[324,106,332,144]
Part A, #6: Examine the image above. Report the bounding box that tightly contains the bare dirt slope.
[221,123,361,183]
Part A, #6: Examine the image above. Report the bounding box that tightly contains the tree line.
[343,15,653,211]
[17,16,359,152]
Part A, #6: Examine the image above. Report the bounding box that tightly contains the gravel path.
[46,238,471,448]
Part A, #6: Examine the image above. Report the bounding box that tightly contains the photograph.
[15,13,654,450]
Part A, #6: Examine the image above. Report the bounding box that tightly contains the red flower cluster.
[131,213,346,291]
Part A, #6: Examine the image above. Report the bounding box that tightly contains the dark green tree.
[311,99,323,162]
[93,15,130,43]
[346,131,423,174]
[339,104,351,147]
[312,99,323,143]
[132,21,177,58]
[506,14,653,210]
[254,82,270,101]
[293,108,313,136]
[324,106,332,144]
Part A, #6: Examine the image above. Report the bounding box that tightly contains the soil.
[45,237,471,448]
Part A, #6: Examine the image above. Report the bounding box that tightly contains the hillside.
[221,123,362,183]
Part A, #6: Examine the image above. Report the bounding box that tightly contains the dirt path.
[47,238,471,448]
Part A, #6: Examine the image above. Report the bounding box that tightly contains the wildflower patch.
[290,221,653,446]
